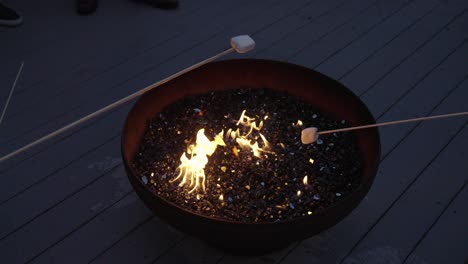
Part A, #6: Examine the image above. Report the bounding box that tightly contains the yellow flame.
[171,129,225,193]
[172,110,273,194]
[293,120,303,126]
[236,110,263,137]
[232,110,272,158]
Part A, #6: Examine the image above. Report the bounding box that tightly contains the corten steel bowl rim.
[121,58,381,227]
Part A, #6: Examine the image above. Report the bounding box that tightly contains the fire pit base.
[122,59,380,255]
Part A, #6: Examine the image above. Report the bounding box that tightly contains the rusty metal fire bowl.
[121,59,381,254]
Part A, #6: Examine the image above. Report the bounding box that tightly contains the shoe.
[0,3,23,27]
[77,0,98,15]
[143,0,178,9]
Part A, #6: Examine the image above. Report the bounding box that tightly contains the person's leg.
[77,0,98,15]
[0,3,22,27]
[142,0,178,9]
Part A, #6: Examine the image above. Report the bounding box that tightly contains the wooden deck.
[1,0,467,263]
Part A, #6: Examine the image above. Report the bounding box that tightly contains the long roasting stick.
[0,35,256,163]
[301,111,468,144]
[319,111,468,135]
[0,61,24,126]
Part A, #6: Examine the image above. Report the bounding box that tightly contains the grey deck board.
[89,217,183,264]
[0,0,296,154]
[0,0,286,161]
[153,237,222,264]
[360,10,468,119]
[0,165,133,263]
[279,45,468,264]
[0,0,467,263]
[374,40,468,156]
[219,244,299,264]
[0,0,207,96]
[246,0,349,57]
[0,105,128,203]
[0,0,221,128]
[254,0,379,61]
[0,0,261,152]
[406,183,468,264]
[287,0,412,69]
[33,194,176,264]
[316,0,442,80]
[342,8,466,95]
[342,80,468,262]
[0,135,120,240]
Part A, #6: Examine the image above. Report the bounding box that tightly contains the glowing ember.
[232,146,239,157]
[170,129,225,193]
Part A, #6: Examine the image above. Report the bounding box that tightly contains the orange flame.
[170,129,225,193]
[228,110,272,158]
[172,110,273,194]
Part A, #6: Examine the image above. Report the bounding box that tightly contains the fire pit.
[121,59,380,254]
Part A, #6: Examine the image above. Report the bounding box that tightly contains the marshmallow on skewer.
[231,35,255,53]
[0,36,258,163]
[301,127,319,144]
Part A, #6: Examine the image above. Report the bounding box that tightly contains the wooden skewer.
[0,48,235,163]
[302,111,468,144]
[0,61,24,126]
[318,111,468,135]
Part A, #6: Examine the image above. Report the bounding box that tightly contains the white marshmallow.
[301,127,319,144]
[231,35,255,53]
